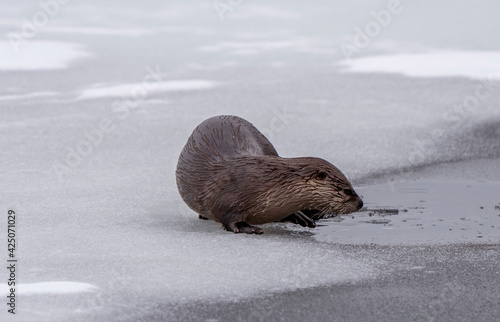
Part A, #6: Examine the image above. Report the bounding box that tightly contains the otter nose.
[358,199,364,210]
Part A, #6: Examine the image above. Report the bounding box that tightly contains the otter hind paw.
[225,221,264,234]
[280,211,316,228]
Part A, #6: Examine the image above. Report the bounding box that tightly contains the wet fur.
[176,115,363,233]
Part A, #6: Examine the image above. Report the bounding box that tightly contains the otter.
[176,115,363,234]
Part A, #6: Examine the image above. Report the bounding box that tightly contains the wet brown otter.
[176,115,363,234]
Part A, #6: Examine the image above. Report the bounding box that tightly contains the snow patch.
[200,39,332,55]
[0,41,91,70]
[340,51,500,80]
[231,5,301,19]
[0,91,59,101]
[78,80,219,99]
[0,282,99,296]
[45,26,153,36]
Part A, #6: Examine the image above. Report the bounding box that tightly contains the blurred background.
[2,0,500,183]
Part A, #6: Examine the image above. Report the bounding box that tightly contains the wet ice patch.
[340,51,500,80]
[78,80,218,99]
[0,41,91,70]
[312,180,500,245]
[0,282,98,296]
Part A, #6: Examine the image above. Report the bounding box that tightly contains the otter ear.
[316,171,327,180]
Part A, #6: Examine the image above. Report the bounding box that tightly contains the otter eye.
[316,171,327,180]
[343,189,353,196]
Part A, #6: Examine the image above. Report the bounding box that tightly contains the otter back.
[185,115,278,160]
[176,115,278,217]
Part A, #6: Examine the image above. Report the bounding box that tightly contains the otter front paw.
[280,211,316,228]
[225,221,264,234]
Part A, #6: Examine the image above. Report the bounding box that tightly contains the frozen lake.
[1,0,499,321]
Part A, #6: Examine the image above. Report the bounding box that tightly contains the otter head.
[294,157,363,218]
